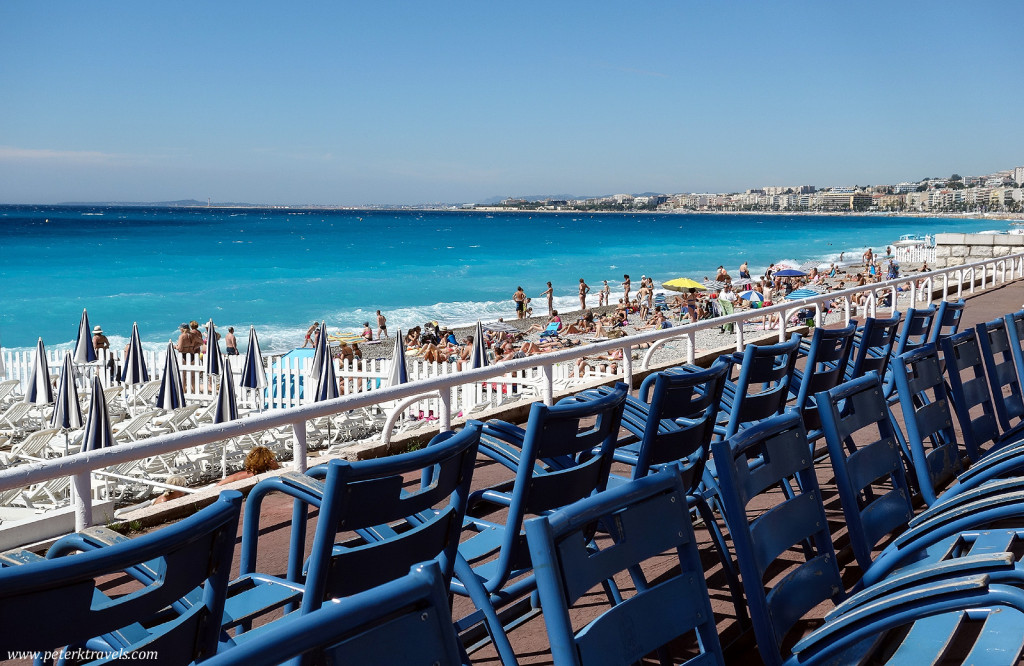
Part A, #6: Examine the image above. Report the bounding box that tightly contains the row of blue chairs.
[6,299,1024,665]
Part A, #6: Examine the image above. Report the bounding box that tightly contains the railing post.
[735,321,744,352]
[621,346,634,389]
[540,363,554,406]
[943,273,949,301]
[439,388,452,431]
[291,419,307,473]
[73,472,92,531]
[686,331,696,364]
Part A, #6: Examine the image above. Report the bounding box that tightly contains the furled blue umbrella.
[73,308,97,365]
[739,290,764,302]
[308,320,329,381]
[212,354,238,479]
[240,325,268,411]
[786,288,822,300]
[24,337,54,406]
[386,329,409,388]
[313,347,340,403]
[470,321,489,370]
[120,322,150,386]
[204,320,222,377]
[774,268,807,278]
[155,342,186,411]
[213,351,238,424]
[82,375,115,452]
[52,351,84,456]
[51,352,83,432]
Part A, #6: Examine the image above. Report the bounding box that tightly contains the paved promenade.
[105,278,1024,664]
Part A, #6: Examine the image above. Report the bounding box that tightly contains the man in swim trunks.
[303,322,318,348]
[225,327,238,355]
[376,310,388,339]
[578,278,590,310]
[513,286,527,319]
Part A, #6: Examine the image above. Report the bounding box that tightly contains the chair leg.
[691,495,748,626]
[453,555,520,665]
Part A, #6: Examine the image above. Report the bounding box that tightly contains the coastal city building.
[473,162,1023,215]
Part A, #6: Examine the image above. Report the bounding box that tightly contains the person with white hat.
[92,325,110,352]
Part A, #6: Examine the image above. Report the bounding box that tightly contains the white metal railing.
[1,252,1022,534]
[893,245,937,264]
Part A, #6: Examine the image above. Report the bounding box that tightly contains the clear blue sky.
[1,1,1020,205]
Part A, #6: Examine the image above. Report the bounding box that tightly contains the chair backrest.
[291,422,481,613]
[203,561,466,666]
[845,313,901,382]
[1004,308,1024,381]
[976,317,1024,432]
[487,383,628,590]
[816,373,914,577]
[791,322,856,431]
[940,329,1002,462]
[893,305,937,358]
[928,298,966,344]
[720,333,802,438]
[891,344,963,506]
[631,358,729,489]
[0,490,241,663]
[712,412,844,666]
[524,470,725,666]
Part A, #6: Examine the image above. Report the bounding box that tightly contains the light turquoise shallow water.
[0,204,1008,353]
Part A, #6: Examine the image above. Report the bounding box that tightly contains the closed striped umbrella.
[24,337,54,406]
[240,326,268,412]
[204,320,222,377]
[120,322,150,386]
[50,352,83,432]
[213,352,238,424]
[387,330,409,387]
[309,320,329,381]
[155,342,186,410]
[470,321,489,370]
[82,375,115,452]
[73,308,97,364]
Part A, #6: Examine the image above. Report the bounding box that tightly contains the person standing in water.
[578,278,591,310]
[539,282,554,317]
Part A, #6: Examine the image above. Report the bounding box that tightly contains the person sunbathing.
[576,348,623,376]
[526,311,563,334]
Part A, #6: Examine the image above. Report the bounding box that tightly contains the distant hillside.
[476,192,666,205]
[55,199,254,207]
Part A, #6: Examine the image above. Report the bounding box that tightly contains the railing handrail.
[0,252,1020,525]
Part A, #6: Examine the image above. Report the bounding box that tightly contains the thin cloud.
[607,65,669,79]
[0,146,129,164]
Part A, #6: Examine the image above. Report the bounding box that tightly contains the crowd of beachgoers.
[319,248,932,375]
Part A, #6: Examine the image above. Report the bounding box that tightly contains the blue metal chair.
[204,562,467,666]
[941,329,1024,462]
[883,305,937,400]
[976,316,1024,434]
[927,298,966,344]
[0,490,241,664]
[816,372,1024,589]
[561,359,746,621]
[890,344,963,505]
[712,412,845,665]
[788,322,856,443]
[1004,307,1024,381]
[844,313,901,382]
[230,423,481,629]
[669,334,801,440]
[451,384,628,664]
[715,410,1024,665]
[524,470,725,666]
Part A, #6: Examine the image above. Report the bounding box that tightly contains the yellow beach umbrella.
[661,277,707,292]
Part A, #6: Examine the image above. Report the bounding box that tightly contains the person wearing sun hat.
[92,325,110,352]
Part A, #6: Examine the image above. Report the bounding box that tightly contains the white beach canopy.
[73,308,97,364]
[387,329,409,388]
[470,321,489,370]
[120,322,150,386]
[155,342,186,411]
[82,375,115,452]
[24,337,54,406]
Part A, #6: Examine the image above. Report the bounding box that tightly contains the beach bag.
[606,329,626,339]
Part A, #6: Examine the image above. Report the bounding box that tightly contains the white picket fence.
[893,244,937,264]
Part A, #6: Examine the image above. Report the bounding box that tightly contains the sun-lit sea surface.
[0,205,1009,354]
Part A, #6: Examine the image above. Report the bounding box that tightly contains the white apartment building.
[893,182,918,194]
[1014,166,1024,185]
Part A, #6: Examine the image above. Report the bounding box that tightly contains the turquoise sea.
[0,205,1010,353]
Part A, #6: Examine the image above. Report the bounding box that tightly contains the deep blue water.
[0,205,1009,353]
